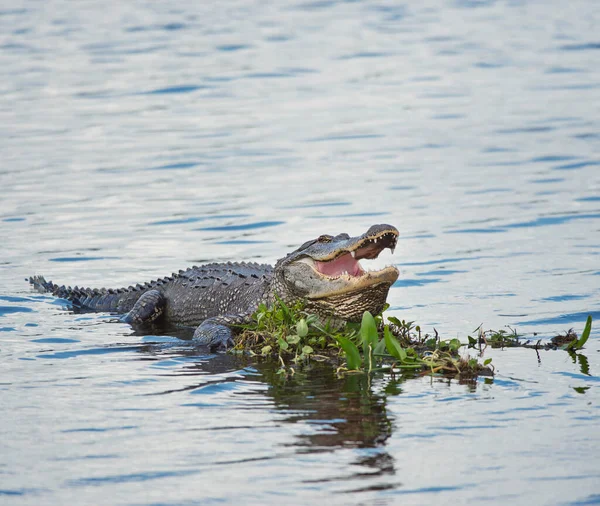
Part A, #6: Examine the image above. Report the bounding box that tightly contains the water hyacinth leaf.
[337,336,361,370]
[278,337,289,351]
[302,345,313,355]
[360,311,379,351]
[425,338,437,348]
[287,334,300,345]
[384,326,407,361]
[374,338,388,355]
[296,319,309,337]
[449,338,461,352]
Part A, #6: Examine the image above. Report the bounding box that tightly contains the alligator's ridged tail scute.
[29,275,60,295]
[28,275,128,312]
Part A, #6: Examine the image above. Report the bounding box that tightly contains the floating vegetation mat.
[232,299,593,380]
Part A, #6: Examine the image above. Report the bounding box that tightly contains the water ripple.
[142,85,211,95]
[195,221,285,231]
[560,42,600,51]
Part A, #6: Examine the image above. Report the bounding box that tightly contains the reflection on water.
[264,365,394,450]
[1,0,600,503]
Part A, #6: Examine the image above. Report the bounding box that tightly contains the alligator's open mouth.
[298,229,399,281]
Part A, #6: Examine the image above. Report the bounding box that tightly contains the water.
[1,0,599,504]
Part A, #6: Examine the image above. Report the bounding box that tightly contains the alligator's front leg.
[120,290,166,325]
[193,313,252,352]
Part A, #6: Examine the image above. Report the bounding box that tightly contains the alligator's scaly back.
[29,261,275,323]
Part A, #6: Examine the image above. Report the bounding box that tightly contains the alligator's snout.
[313,228,398,277]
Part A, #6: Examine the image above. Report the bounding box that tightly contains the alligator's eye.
[317,235,333,243]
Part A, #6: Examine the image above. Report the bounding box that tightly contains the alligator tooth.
[350,251,356,258]
[374,237,378,243]
[391,246,396,254]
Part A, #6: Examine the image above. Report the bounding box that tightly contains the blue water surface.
[1,0,599,505]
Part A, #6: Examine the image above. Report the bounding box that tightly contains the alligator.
[29,224,399,350]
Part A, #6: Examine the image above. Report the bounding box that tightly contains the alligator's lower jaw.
[307,266,400,299]
[304,281,396,322]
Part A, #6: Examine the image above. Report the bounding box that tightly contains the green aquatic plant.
[236,304,593,379]
[234,296,323,362]
[564,315,592,351]
[235,298,493,378]
[468,325,521,348]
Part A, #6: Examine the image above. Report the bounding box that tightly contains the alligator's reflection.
[143,344,401,478]
[260,363,400,490]
[263,363,397,449]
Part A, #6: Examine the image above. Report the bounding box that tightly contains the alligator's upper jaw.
[296,228,399,291]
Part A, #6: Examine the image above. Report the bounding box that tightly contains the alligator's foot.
[120,290,166,325]
[193,314,252,352]
[193,319,235,352]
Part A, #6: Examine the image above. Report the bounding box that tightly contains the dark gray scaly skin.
[29,224,400,351]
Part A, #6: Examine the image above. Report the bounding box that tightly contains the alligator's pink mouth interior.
[313,232,397,278]
[316,253,365,277]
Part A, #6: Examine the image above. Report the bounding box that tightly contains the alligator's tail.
[29,275,66,296]
[27,275,138,312]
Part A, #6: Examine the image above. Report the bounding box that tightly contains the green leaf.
[384,326,407,362]
[484,358,492,366]
[296,319,309,338]
[425,338,437,349]
[305,314,319,325]
[302,345,314,356]
[278,337,289,351]
[287,335,300,345]
[337,336,362,370]
[575,315,593,349]
[274,295,291,324]
[261,345,272,355]
[388,316,402,327]
[406,347,417,357]
[360,311,379,351]
[374,338,388,355]
[448,338,462,352]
